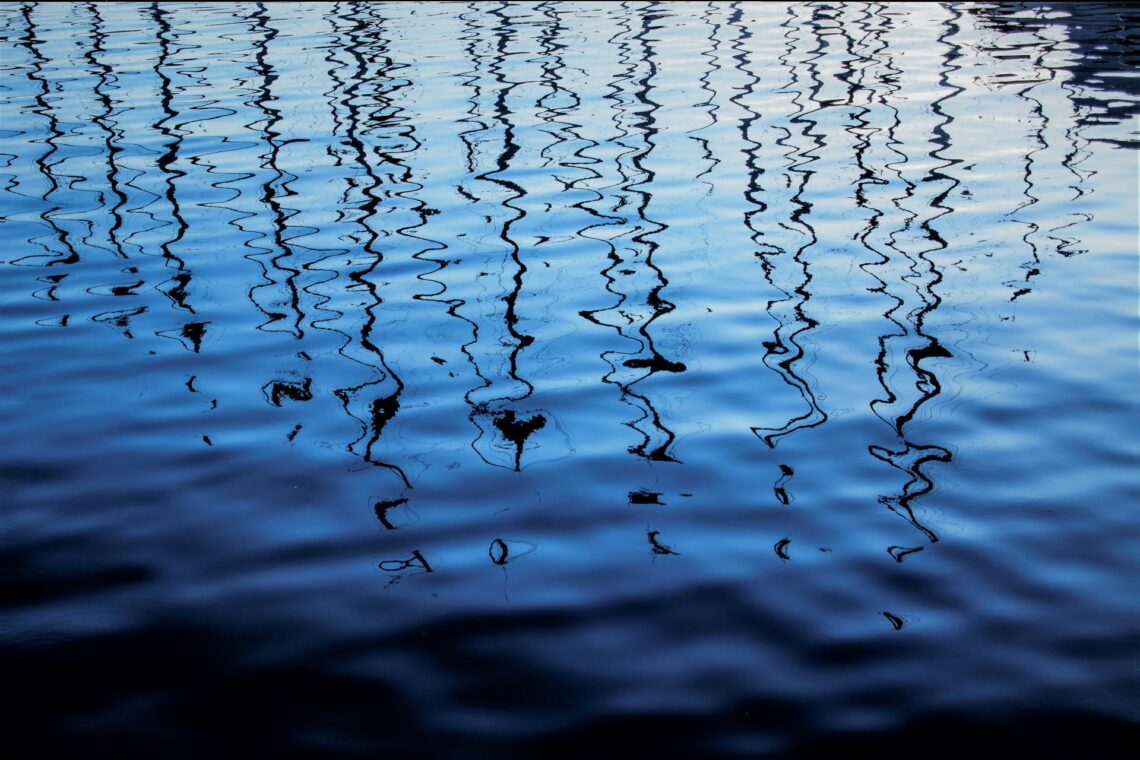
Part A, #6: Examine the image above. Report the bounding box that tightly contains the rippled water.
[3,2,1138,756]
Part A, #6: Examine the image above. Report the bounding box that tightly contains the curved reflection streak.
[534,2,575,168]
[3,1,1131,587]
[1004,34,1052,304]
[1029,8,1098,262]
[990,6,1091,303]
[687,2,724,188]
[845,4,938,550]
[573,15,637,448]
[452,4,498,452]
[11,4,81,269]
[454,3,547,472]
[580,2,681,465]
[245,3,303,336]
[0,6,19,201]
[357,1,446,480]
[149,2,195,315]
[866,5,963,547]
[899,6,961,438]
[328,1,412,484]
[83,3,129,261]
[854,3,909,443]
[566,13,650,459]
[621,2,683,463]
[306,0,362,351]
[533,0,609,256]
[320,2,353,175]
[735,2,827,449]
[151,3,246,350]
[479,2,542,466]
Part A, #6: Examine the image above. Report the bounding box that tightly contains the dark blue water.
[2,2,1137,756]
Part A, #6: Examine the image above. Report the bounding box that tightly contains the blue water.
[2,2,1137,756]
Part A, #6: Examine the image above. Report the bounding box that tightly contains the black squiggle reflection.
[329,1,412,484]
[84,3,129,261]
[12,4,80,269]
[4,1,1132,590]
[579,1,682,464]
[647,529,679,556]
[477,2,545,472]
[979,5,1098,305]
[733,3,827,450]
[454,3,548,472]
[623,2,684,463]
[149,2,195,316]
[687,2,725,189]
[864,5,962,548]
[245,2,302,337]
[378,549,432,589]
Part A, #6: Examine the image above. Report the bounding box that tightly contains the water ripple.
[2,2,1136,756]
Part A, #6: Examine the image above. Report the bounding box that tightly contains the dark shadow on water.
[5,603,1135,758]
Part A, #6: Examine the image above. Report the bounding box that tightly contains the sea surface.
[2,2,1137,756]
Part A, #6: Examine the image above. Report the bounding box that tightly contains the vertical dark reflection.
[0,8,18,203]
[867,5,962,548]
[830,2,869,110]
[844,3,937,553]
[320,1,445,340]
[854,2,908,442]
[320,2,353,175]
[579,1,681,464]
[483,1,541,472]
[329,1,411,485]
[246,2,303,337]
[11,2,80,268]
[298,0,357,360]
[534,1,577,170]
[456,5,490,182]
[531,0,612,332]
[726,0,777,447]
[149,2,195,317]
[532,0,611,305]
[1031,6,1108,258]
[357,0,444,500]
[81,3,164,339]
[83,2,129,261]
[734,2,827,449]
[623,1,683,463]
[453,2,547,472]
[567,10,653,461]
[1003,23,1053,304]
[984,6,1091,303]
[1026,2,1136,261]
[452,3,498,463]
[687,1,724,188]
[312,1,426,535]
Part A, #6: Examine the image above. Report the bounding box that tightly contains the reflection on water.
[3,2,1137,756]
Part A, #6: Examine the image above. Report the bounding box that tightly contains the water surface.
[2,2,1138,756]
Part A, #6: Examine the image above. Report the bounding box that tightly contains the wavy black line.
[731,2,827,449]
[328,0,412,484]
[83,2,129,260]
[578,1,681,464]
[11,3,80,268]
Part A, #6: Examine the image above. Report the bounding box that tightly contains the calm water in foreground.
[2,2,1137,756]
